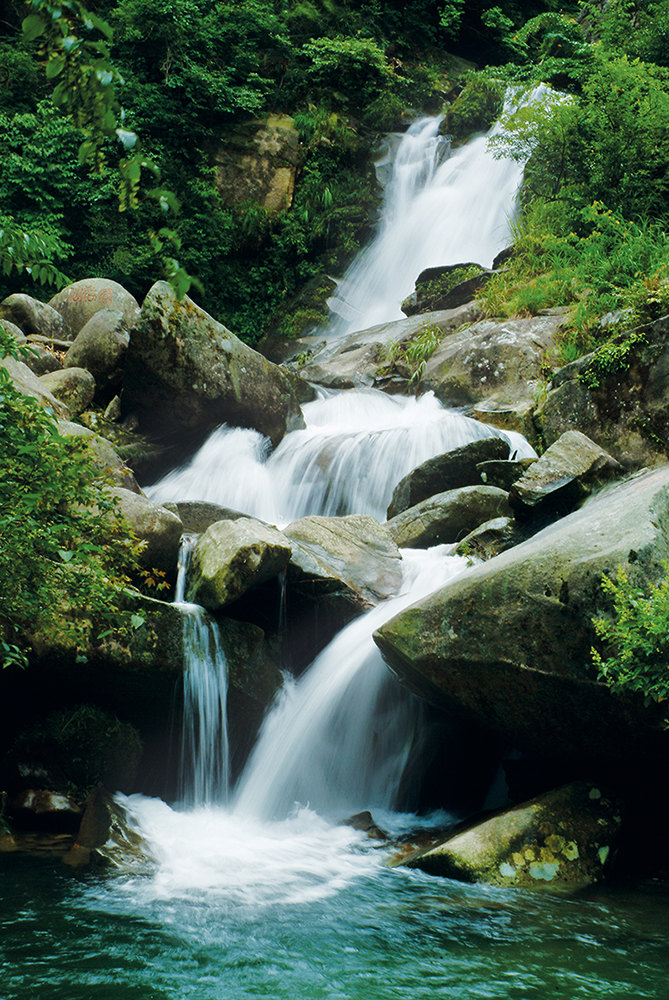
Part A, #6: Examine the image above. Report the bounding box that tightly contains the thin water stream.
[2,103,667,1000]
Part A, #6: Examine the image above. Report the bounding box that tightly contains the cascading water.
[174,534,230,807]
[324,100,527,336]
[148,388,535,522]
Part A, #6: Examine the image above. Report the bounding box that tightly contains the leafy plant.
[592,565,669,718]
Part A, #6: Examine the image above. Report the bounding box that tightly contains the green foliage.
[592,565,669,717]
[381,323,442,390]
[444,74,505,141]
[0,327,145,668]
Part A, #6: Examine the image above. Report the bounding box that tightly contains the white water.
[149,389,534,523]
[326,109,525,336]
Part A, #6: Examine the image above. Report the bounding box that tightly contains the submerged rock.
[404,782,621,890]
[122,281,304,446]
[387,436,509,518]
[386,485,511,548]
[375,467,669,763]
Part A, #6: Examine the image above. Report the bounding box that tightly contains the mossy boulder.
[387,485,511,548]
[442,78,505,143]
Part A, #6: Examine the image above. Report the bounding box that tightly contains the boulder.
[0,293,67,340]
[122,281,304,446]
[22,343,62,376]
[186,517,293,609]
[477,457,536,491]
[162,501,248,534]
[470,397,538,443]
[509,430,622,520]
[57,419,141,493]
[211,115,300,214]
[0,319,27,344]
[107,487,183,576]
[421,314,563,408]
[8,789,82,832]
[284,514,403,607]
[404,782,621,890]
[40,367,95,417]
[536,317,669,469]
[454,516,526,561]
[401,263,491,317]
[387,437,510,518]
[374,467,669,764]
[49,279,140,338]
[387,485,512,548]
[64,308,130,396]
[1,356,70,417]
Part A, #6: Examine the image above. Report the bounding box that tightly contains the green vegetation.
[0,325,145,669]
[592,566,669,720]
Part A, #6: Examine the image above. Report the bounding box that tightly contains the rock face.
[537,317,669,469]
[387,437,510,518]
[405,782,621,890]
[284,514,403,607]
[106,487,183,576]
[387,485,511,548]
[375,468,669,763]
[122,281,304,446]
[187,518,293,609]
[509,430,623,519]
[0,293,67,340]
[211,115,300,214]
[64,309,130,397]
[49,279,140,339]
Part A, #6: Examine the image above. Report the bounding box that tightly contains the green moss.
[443,76,505,142]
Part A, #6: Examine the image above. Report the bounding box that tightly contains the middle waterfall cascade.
[325,107,526,336]
[149,389,535,522]
[234,546,469,821]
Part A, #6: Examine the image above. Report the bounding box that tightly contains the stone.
[0,293,67,339]
[122,281,304,447]
[106,487,183,575]
[0,319,27,344]
[477,458,536,491]
[454,516,526,561]
[387,436,510,518]
[212,115,300,214]
[63,785,114,868]
[22,343,63,376]
[402,263,491,317]
[470,398,538,443]
[64,308,130,396]
[40,367,96,417]
[187,517,293,609]
[375,467,669,764]
[387,485,512,548]
[9,789,82,832]
[284,514,403,607]
[509,430,622,520]
[404,782,621,890]
[49,278,140,338]
[162,501,248,534]
[57,419,141,493]
[1,356,70,417]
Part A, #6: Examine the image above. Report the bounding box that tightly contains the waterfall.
[148,389,534,522]
[234,546,469,821]
[175,535,230,807]
[325,105,526,337]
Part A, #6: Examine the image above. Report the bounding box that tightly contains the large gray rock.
[284,514,403,607]
[187,517,293,609]
[64,309,130,395]
[107,487,183,575]
[454,516,526,562]
[40,367,95,417]
[404,782,621,890]
[509,430,622,519]
[162,501,248,534]
[387,437,510,518]
[49,279,140,339]
[1,356,70,417]
[22,343,62,376]
[375,468,669,763]
[0,319,27,345]
[122,282,304,446]
[57,419,141,493]
[401,263,491,317]
[387,485,511,548]
[0,293,67,340]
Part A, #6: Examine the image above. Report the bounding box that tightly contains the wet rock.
[284,514,402,607]
[122,281,304,447]
[162,501,248,534]
[187,517,293,609]
[375,467,669,764]
[63,785,114,867]
[40,366,96,417]
[387,485,511,548]
[387,436,510,518]
[344,810,388,841]
[509,430,622,520]
[49,278,140,338]
[0,292,67,339]
[64,308,130,397]
[454,516,526,561]
[470,398,538,443]
[107,487,183,576]
[477,458,536,491]
[404,782,621,890]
